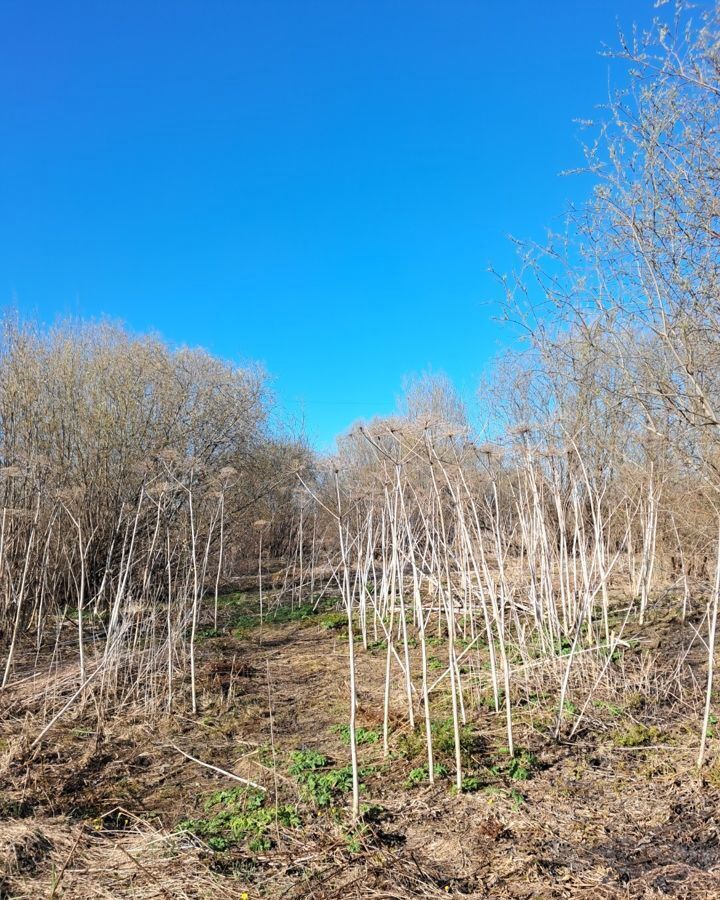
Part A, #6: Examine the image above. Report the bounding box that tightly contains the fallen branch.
[165,742,266,792]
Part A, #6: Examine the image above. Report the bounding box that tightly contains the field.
[4,3,720,899]
[2,588,720,900]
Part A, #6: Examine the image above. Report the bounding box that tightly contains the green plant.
[593,699,623,718]
[320,612,347,631]
[177,787,299,852]
[227,599,329,636]
[71,727,94,739]
[331,724,380,746]
[258,741,275,768]
[459,774,484,792]
[288,749,359,807]
[196,626,222,641]
[404,763,447,787]
[432,718,479,759]
[304,766,354,807]
[612,724,660,747]
[367,639,387,651]
[267,601,327,625]
[396,729,425,760]
[395,718,480,764]
[218,591,248,607]
[230,613,260,638]
[359,802,385,822]
[288,749,328,776]
[478,689,505,711]
[343,823,369,854]
[490,747,537,781]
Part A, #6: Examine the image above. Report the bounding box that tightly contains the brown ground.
[1,596,720,899]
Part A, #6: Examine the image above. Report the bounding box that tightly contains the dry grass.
[2,599,720,899]
[0,813,236,899]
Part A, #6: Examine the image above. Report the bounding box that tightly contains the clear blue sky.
[1,0,658,448]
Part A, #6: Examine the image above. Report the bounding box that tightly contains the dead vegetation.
[2,593,720,899]
[3,4,720,897]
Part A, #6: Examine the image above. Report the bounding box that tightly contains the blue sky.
[1,0,658,448]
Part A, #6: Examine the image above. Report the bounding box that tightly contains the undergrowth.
[177,787,300,852]
[288,749,371,807]
[331,723,380,746]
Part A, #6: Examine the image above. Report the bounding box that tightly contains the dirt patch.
[1,600,719,898]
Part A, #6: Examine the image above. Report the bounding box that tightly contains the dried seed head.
[476,443,499,458]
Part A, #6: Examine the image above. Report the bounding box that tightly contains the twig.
[165,742,266,792]
[50,826,85,898]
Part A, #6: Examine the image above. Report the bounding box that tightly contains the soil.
[1,595,720,899]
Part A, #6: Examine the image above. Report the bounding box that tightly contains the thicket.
[2,2,720,825]
[0,316,311,712]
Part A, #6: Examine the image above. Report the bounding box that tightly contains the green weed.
[612,724,660,747]
[343,823,369,854]
[367,639,387,651]
[288,749,328,776]
[177,787,299,852]
[482,785,525,808]
[432,718,480,759]
[459,774,484,792]
[404,763,447,787]
[288,749,361,807]
[331,724,380,746]
[320,612,347,631]
[593,699,623,717]
[490,747,537,781]
[396,718,480,763]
